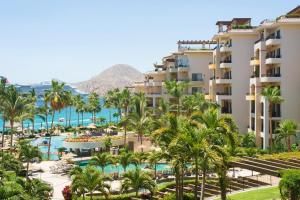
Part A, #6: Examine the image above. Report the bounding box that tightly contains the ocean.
[0,83,118,131]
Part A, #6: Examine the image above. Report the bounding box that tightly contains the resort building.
[207,18,258,133]
[246,6,300,149]
[135,40,215,108]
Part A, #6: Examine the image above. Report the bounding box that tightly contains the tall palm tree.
[261,86,283,151]
[148,151,162,181]
[18,140,41,179]
[88,92,101,123]
[118,149,132,173]
[74,94,84,126]
[90,152,112,172]
[131,152,148,168]
[276,120,298,152]
[122,168,156,197]
[104,90,114,123]
[71,166,111,200]
[164,80,189,114]
[0,76,7,147]
[1,85,28,148]
[27,89,37,134]
[45,80,68,160]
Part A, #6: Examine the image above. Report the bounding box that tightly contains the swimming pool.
[77,160,172,174]
[31,135,67,160]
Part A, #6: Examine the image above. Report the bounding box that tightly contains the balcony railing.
[272,111,281,118]
[220,60,232,64]
[261,73,281,77]
[251,56,259,60]
[266,34,281,40]
[216,92,232,95]
[266,54,281,59]
[254,38,264,44]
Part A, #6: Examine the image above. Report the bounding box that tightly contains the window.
[192,73,203,81]
[261,102,264,116]
[251,101,255,113]
[261,119,264,132]
[191,87,202,94]
[276,30,281,38]
[251,117,255,131]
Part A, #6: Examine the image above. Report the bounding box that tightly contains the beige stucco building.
[134,40,215,108]
[246,6,300,149]
[207,18,258,133]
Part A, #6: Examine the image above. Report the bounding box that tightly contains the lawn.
[215,186,280,200]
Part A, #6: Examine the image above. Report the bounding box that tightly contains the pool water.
[78,160,172,174]
[31,135,67,160]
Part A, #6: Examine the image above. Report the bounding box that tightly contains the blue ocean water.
[0,97,118,131]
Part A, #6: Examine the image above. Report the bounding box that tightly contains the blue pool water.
[78,160,172,174]
[31,135,67,160]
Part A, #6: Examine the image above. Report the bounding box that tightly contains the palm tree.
[18,140,42,179]
[122,168,156,197]
[164,80,189,114]
[104,90,114,123]
[0,76,7,147]
[74,94,84,126]
[118,150,132,173]
[131,152,148,168]
[148,151,162,181]
[103,137,112,152]
[45,80,68,160]
[27,89,37,134]
[90,152,112,172]
[71,166,111,200]
[261,86,283,151]
[276,120,298,152]
[1,85,28,148]
[88,92,101,123]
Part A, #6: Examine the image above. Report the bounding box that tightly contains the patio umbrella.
[87,123,97,129]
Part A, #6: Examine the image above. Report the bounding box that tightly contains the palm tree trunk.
[109,109,111,123]
[269,104,273,152]
[124,125,127,147]
[48,111,55,160]
[200,162,207,200]
[288,136,291,152]
[65,108,68,127]
[175,166,179,200]
[90,191,93,200]
[1,118,5,147]
[81,112,84,126]
[45,114,49,134]
[219,171,227,200]
[32,119,35,135]
[154,164,157,181]
[194,157,199,200]
[21,121,24,135]
[69,107,72,126]
[180,165,184,200]
[135,189,138,197]
[10,120,14,148]
[26,160,30,180]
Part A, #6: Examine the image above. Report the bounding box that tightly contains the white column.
[153,97,156,109]
[263,99,269,149]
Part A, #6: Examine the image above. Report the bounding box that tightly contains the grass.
[214,186,280,200]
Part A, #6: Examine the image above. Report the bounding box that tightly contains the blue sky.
[0,0,298,84]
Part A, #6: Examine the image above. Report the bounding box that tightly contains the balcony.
[169,67,177,73]
[254,38,265,51]
[265,54,281,65]
[220,45,232,53]
[220,60,232,68]
[177,64,189,72]
[146,93,162,98]
[208,62,216,70]
[260,73,281,83]
[250,57,260,66]
[215,75,232,84]
[216,92,232,102]
[246,93,255,101]
[190,79,204,85]
[265,35,281,47]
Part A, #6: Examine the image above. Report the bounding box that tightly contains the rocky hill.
[74,64,144,95]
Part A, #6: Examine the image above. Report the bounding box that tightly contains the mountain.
[74,64,144,96]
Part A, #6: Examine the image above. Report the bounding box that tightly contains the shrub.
[279,169,300,200]
[162,193,194,200]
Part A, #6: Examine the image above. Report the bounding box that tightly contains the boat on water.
[58,118,65,122]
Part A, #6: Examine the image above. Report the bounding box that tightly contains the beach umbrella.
[87,123,97,129]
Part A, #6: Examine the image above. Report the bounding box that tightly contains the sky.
[0,0,298,84]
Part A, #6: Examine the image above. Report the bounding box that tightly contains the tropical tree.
[131,152,148,168]
[261,86,283,151]
[0,76,7,147]
[71,166,111,200]
[164,80,189,114]
[148,151,162,181]
[276,120,298,152]
[18,140,42,179]
[103,137,112,152]
[74,94,84,126]
[27,89,37,134]
[90,152,112,172]
[45,80,68,160]
[279,169,300,200]
[88,92,101,123]
[122,168,156,197]
[118,149,133,173]
[1,85,28,148]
